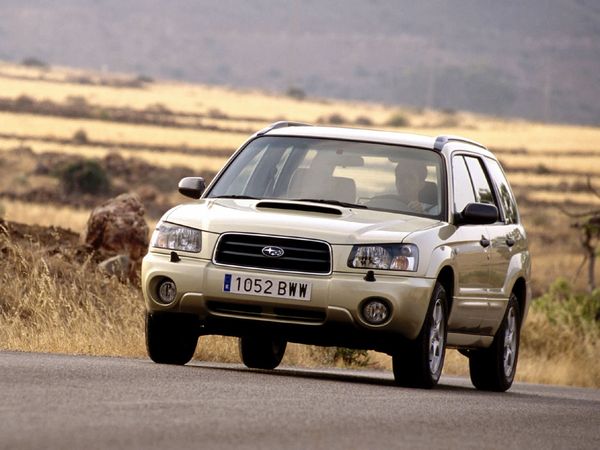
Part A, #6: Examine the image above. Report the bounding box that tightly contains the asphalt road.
[1,351,599,450]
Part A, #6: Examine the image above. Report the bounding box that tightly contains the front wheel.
[393,282,448,389]
[239,336,287,370]
[469,293,521,392]
[145,312,199,365]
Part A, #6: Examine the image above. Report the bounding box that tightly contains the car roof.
[260,123,491,157]
[265,125,436,148]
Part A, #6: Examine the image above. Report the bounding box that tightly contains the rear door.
[482,158,526,333]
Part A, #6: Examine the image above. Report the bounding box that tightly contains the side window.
[486,159,519,224]
[464,157,497,207]
[452,155,476,213]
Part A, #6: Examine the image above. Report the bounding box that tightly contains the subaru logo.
[262,246,285,258]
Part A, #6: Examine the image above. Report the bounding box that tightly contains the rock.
[84,193,149,272]
[98,254,131,280]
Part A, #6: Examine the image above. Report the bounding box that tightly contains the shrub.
[385,112,410,127]
[59,159,110,195]
[522,277,600,362]
[21,57,48,68]
[72,129,89,144]
[436,116,461,128]
[145,103,171,115]
[136,74,154,84]
[532,278,600,327]
[15,95,35,109]
[535,164,551,175]
[333,347,370,367]
[65,96,90,117]
[518,278,600,387]
[66,95,88,107]
[69,76,94,85]
[285,86,306,101]
[354,116,373,126]
[207,108,228,119]
[317,113,347,125]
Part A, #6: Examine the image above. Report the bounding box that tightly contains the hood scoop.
[256,201,342,216]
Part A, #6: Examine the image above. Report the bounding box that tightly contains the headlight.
[150,222,201,253]
[348,244,418,271]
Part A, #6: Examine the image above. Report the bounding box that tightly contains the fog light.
[362,299,390,325]
[157,279,177,304]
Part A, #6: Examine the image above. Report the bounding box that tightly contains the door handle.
[479,237,490,248]
[506,238,515,247]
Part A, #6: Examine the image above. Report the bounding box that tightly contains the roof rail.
[434,135,487,152]
[256,121,312,136]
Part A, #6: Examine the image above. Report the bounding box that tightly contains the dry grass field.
[0,136,229,172]
[1,199,91,232]
[1,61,599,387]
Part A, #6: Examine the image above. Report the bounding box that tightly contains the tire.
[239,336,287,370]
[393,282,448,389]
[145,312,199,365]
[469,293,520,392]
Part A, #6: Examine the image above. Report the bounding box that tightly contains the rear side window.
[486,159,519,224]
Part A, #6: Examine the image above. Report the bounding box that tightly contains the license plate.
[223,274,312,301]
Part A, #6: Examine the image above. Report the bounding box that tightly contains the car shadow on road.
[142,359,597,402]
[184,361,493,394]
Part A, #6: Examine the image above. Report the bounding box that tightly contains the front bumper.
[142,252,435,351]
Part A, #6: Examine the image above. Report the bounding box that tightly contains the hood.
[163,199,441,245]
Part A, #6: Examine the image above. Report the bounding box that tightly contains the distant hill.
[1,0,599,124]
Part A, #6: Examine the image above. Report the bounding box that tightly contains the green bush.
[59,159,110,195]
[532,278,600,329]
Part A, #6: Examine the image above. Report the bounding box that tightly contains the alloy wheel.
[429,298,445,375]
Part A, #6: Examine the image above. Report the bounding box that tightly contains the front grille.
[214,233,331,274]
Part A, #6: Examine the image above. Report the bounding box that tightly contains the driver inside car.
[395,158,432,213]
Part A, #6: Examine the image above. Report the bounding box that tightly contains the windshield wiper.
[293,198,369,209]
[213,195,260,200]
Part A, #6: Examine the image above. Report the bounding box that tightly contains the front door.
[446,154,492,334]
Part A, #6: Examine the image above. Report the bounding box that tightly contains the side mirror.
[178,177,205,199]
[455,203,498,225]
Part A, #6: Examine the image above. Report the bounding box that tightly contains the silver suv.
[142,122,531,391]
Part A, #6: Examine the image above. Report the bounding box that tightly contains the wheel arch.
[436,265,455,316]
[511,277,528,328]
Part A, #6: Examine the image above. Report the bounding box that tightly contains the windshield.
[206,136,445,218]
